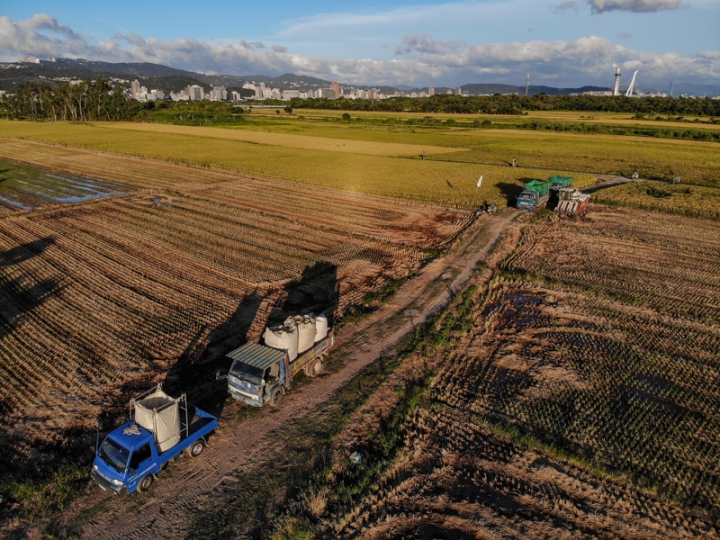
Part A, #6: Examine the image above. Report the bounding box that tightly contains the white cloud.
[587,0,682,13]
[0,14,717,87]
[395,34,461,55]
[553,1,579,13]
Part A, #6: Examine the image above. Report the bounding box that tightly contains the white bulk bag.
[297,315,316,354]
[315,314,328,342]
[264,325,288,350]
[134,388,181,452]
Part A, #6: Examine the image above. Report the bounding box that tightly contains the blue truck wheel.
[189,440,205,457]
[137,475,154,493]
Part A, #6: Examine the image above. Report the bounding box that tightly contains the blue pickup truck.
[91,385,218,496]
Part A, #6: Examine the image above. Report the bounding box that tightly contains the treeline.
[1,80,135,121]
[287,94,720,117]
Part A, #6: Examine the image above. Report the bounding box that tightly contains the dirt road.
[53,209,518,540]
[582,174,644,194]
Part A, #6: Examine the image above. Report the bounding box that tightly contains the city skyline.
[1,0,718,88]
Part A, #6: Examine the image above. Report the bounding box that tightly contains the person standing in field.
[421,151,426,161]
[512,157,517,168]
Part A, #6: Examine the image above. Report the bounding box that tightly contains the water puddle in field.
[508,294,542,308]
[0,161,127,212]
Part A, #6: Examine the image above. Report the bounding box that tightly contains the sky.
[1,0,719,89]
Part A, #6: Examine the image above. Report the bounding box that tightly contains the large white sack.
[315,314,328,342]
[264,325,288,351]
[285,324,299,361]
[134,388,181,452]
[297,315,316,354]
[263,324,298,361]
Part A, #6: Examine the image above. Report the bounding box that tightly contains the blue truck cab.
[91,385,218,495]
[516,190,543,211]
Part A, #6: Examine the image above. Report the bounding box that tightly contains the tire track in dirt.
[50,209,519,540]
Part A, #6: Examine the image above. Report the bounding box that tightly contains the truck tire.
[189,440,205,458]
[306,359,323,378]
[270,388,284,406]
[137,474,154,493]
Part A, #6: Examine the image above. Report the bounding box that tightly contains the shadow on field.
[162,261,340,539]
[0,236,65,517]
[0,236,61,346]
[496,182,524,207]
[275,260,340,326]
[581,177,637,194]
[163,260,340,420]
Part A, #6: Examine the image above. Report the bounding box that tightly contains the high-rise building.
[330,82,342,98]
[210,86,227,101]
[428,87,435,96]
[130,79,141,99]
[187,85,204,101]
[456,87,462,96]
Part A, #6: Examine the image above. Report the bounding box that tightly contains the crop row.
[333,406,717,539]
[431,275,720,516]
[0,179,436,453]
[505,208,720,324]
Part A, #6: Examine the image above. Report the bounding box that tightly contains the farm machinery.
[516,176,590,214]
[516,179,552,211]
[554,188,591,214]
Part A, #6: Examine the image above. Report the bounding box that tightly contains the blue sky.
[1,0,718,88]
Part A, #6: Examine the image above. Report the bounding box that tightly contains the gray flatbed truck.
[223,329,334,407]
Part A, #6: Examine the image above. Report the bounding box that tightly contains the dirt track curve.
[52,209,518,540]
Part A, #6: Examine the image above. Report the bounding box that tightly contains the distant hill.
[458,83,610,96]
[1,58,717,97]
[672,82,720,97]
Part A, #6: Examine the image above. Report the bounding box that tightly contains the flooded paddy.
[0,161,127,214]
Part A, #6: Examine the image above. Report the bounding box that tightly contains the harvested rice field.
[0,139,472,493]
[260,207,720,540]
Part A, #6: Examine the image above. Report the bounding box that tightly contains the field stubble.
[273,207,720,539]
[0,140,474,520]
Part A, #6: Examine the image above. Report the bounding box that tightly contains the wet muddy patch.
[0,161,127,213]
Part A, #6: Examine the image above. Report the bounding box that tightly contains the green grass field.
[0,120,595,208]
[0,115,717,210]
[593,181,720,220]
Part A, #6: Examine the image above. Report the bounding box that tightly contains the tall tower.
[525,73,530,95]
[613,68,621,96]
[330,81,342,98]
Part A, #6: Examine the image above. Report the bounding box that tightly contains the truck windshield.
[99,437,130,474]
[229,361,265,385]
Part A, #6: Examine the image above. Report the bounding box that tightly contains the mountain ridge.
[2,58,717,97]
